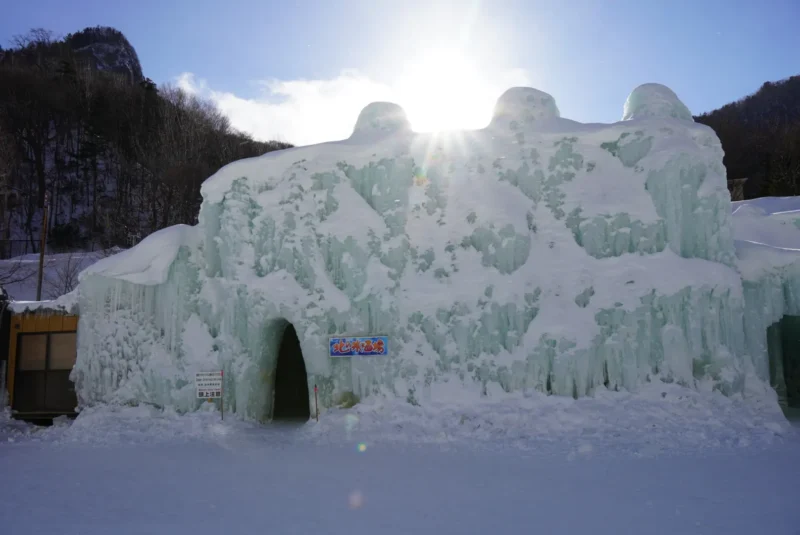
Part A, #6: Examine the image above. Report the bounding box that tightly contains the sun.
[394,47,494,133]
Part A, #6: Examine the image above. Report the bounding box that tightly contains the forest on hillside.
[695,75,800,199]
[0,27,291,257]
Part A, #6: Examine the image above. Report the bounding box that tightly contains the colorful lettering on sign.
[329,336,389,357]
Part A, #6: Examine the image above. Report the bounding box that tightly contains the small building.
[1,301,79,421]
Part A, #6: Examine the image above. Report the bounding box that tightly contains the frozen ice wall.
[731,198,800,403]
[73,83,779,421]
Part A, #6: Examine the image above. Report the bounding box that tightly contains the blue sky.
[3,0,799,145]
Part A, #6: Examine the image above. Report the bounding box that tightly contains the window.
[18,334,47,371]
[49,332,77,370]
[13,330,78,414]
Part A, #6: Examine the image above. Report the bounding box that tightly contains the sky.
[2,0,799,146]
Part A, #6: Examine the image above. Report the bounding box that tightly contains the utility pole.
[0,186,8,258]
[35,192,49,301]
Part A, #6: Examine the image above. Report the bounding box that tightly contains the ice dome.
[351,102,411,137]
[490,87,560,129]
[622,83,694,122]
[70,83,799,422]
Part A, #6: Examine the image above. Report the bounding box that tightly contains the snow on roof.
[79,225,200,286]
[8,291,78,314]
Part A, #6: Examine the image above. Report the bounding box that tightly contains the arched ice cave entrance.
[271,323,311,422]
[766,315,800,418]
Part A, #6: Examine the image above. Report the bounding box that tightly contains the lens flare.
[348,490,364,509]
[357,442,367,452]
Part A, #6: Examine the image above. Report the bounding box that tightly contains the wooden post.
[0,360,6,409]
[35,192,49,301]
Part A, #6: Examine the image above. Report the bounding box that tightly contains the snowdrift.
[70,83,800,420]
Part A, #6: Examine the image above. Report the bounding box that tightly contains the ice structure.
[70,83,794,420]
[730,197,800,404]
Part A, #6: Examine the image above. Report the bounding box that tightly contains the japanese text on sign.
[196,371,223,399]
[329,336,388,357]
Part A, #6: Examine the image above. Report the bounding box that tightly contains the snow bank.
[2,383,793,455]
[310,382,793,455]
[71,82,787,421]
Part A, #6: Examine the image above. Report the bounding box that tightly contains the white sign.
[196,371,223,399]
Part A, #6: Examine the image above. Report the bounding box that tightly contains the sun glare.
[395,48,494,133]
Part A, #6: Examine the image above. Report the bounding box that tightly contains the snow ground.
[1,386,799,535]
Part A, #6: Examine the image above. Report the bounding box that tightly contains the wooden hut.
[1,301,79,421]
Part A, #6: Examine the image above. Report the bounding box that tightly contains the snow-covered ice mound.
[351,102,412,138]
[490,87,560,128]
[622,83,694,122]
[72,83,797,421]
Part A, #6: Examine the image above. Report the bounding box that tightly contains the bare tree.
[45,252,82,298]
[0,258,36,286]
[0,122,13,181]
[0,121,35,290]
[0,123,17,241]
[11,28,56,50]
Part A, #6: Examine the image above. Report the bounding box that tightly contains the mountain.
[0,27,291,264]
[0,26,143,84]
[65,26,144,84]
[695,75,800,199]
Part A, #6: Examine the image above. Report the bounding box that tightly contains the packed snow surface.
[71,83,800,420]
[1,396,798,535]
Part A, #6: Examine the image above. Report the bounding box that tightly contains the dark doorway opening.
[272,323,310,421]
[767,315,800,410]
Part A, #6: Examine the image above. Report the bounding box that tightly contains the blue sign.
[329,336,388,357]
